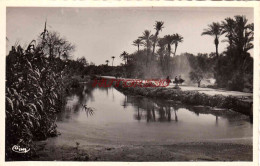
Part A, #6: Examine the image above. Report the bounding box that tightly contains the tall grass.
[5,46,67,160]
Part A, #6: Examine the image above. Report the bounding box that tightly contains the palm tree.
[133,39,143,52]
[157,38,167,68]
[201,22,222,57]
[120,51,129,65]
[152,21,164,58]
[105,60,109,66]
[139,30,153,66]
[221,17,235,47]
[233,15,253,53]
[111,56,115,66]
[223,15,254,70]
[163,35,175,57]
[173,33,183,56]
[162,35,175,75]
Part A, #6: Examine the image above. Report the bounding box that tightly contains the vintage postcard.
[0,1,259,166]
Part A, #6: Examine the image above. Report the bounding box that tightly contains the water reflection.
[53,84,252,146]
[57,82,95,121]
[123,95,227,124]
[59,83,251,125]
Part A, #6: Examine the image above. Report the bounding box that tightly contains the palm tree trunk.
[112,60,114,66]
[168,44,171,57]
[215,36,219,57]
[146,43,149,67]
[215,44,218,57]
[167,44,171,75]
[152,43,155,56]
[138,45,139,52]
[174,43,178,56]
[152,36,157,59]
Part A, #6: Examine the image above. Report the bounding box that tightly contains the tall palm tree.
[201,22,222,57]
[221,17,235,47]
[233,15,253,53]
[105,60,109,66]
[152,21,164,58]
[139,30,153,66]
[111,56,115,66]
[163,35,175,57]
[120,51,129,65]
[157,38,167,67]
[173,33,183,56]
[133,39,143,52]
[162,35,175,75]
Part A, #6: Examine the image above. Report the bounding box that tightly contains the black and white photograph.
[1,1,259,164]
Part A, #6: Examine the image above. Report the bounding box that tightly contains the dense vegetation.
[5,28,87,160]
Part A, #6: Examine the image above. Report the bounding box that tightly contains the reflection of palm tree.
[112,87,115,102]
[166,107,171,122]
[122,96,128,109]
[215,115,218,126]
[158,107,166,122]
[152,104,156,121]
[146,101,156,122]
[134,107,142,121]
[131,97,145,121]
[106,88,108,96]
[146,108,152,122]
[174,110,178,122]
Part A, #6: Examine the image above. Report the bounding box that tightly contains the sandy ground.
[33,141,252,161]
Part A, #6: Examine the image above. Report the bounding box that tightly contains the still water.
[50,83,252,146]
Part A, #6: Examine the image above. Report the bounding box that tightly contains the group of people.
[166,75,185,85]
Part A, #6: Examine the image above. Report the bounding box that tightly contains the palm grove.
[103,15,253,92]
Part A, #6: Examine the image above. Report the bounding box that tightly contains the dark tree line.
[201,15,253,91]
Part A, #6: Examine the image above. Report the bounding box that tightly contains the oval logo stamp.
[12,145,30,153]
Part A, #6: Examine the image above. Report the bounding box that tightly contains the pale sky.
[7,7,253,66]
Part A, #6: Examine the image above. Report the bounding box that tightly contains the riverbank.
[33,141,252,161]
[111,79,253,118]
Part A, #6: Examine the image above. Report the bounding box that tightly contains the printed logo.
[12,145,30,153]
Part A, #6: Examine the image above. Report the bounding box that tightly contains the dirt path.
[167,84,252,98]
[100,76,252,99]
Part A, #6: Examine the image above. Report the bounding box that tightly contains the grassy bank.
[113,81,253,118]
